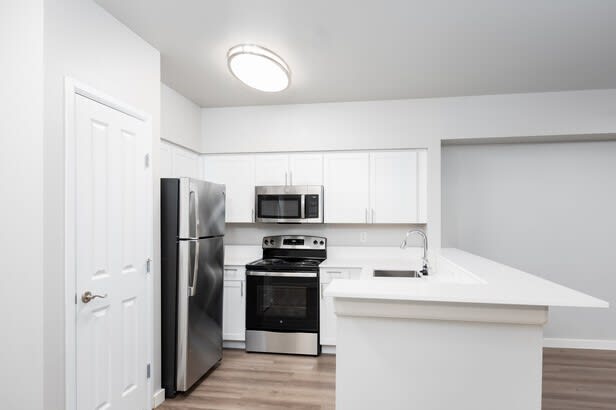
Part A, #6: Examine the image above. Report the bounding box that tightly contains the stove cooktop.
[246,258,323,272]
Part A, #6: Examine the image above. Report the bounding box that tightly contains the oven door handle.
[246,271,317,278]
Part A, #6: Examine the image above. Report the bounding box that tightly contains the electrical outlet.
[360,231,368,243]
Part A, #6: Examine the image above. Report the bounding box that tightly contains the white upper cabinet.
[289,153,323,185]
[255,153,324,186]
[255,154,289,186]
[160,140,200,179]
[370,150,425,223]
[202,155,255,223]
[324,152,370,223]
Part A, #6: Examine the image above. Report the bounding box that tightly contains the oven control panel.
[262,235,326,250]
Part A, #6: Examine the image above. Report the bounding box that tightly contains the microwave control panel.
[304,195,320,218]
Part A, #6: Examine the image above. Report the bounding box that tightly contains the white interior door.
[74,94,149,410]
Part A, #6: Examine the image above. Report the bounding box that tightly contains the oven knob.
[264,240,269,245]
[313,240,318,245]
[320,240,324,245]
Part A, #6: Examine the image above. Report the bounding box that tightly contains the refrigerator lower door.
[176,237,224,390]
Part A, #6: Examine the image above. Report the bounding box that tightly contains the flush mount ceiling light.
[227,44,290,92]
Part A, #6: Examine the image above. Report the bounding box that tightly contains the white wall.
[442,141,616,342]
[43,1,161,408]
[161,83,202,152]
[201,89,616,154]
[0,2,44,409]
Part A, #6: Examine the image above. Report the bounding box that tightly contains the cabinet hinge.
[147,363,151,379]
[145,153,150,168]
[146,258,152,273]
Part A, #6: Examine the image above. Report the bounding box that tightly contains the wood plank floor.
[160,348,616,410]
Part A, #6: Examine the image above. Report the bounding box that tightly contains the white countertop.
[325,248,608,308]
[224,245,607,308]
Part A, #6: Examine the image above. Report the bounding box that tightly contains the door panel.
[223,280,246,341]
[370,151,419,223]
[289,153,323,185]
[202,155,255,223]
[75,94,148,410]
[255,154,289,185]
[323,152,370,223]
[177,237,224,390]
[179,178,226,238]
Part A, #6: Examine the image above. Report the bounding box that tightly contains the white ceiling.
[96,0,616,108]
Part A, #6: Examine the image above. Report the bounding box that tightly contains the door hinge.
[145,153,150,168]
[146,258,152,273]
[147,363,151,379]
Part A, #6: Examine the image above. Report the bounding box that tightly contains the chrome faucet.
[400,230,429,275]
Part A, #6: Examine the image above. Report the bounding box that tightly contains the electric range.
[244,235,326,356]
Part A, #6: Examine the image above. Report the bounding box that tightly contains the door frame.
[64,77,154,410]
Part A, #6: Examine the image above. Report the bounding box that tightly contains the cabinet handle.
[289,171,293,186]
[320,283,325,300]
[371,208,375,223]
[285,172,288,186]
[327,271,343,274]
[252,209,255,222]
[241,281,244,297]
[365,208,368,223]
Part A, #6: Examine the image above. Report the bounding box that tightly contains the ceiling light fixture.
[227,44,290,92]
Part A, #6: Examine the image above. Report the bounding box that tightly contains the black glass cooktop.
[246,258,323,272]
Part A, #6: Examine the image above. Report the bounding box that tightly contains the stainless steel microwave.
[255,185,324,223]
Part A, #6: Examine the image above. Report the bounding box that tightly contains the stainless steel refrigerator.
[161,178,225,397]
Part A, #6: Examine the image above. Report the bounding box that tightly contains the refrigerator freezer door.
[176,236,224,391]
[178,178,225,239]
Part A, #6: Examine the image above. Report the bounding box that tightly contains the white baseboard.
[223,340,246,349]
[224,339,616,354]
[543,338,616,350]
[321,345,336,354]
[152,388,165,408]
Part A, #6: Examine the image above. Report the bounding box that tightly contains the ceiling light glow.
[227,44,290,92]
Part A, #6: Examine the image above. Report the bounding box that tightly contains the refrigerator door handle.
[189,240,199,297]
[189,180,200,239]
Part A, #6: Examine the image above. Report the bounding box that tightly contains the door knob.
[81,291,108,303]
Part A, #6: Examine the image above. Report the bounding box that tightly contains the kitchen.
[2,1,616,410]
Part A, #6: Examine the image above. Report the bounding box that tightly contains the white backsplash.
[224,224,427,247]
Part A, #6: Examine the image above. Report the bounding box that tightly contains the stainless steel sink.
[373,269,422,278]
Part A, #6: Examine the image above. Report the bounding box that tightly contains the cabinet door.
[223,279,245,341]
[323,152,370,223]
[203,155,255,223]
[370,150,420,223]
[172,147,199,179]
[255,154,289,186]
[289,153,323,185]
[320,282,337,346]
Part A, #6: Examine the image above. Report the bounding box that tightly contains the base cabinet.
[320,268,361,346]
[223,266,246,341]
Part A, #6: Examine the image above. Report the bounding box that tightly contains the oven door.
[245,272,319,333]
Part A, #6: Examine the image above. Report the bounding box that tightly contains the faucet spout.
[400,230,429,275]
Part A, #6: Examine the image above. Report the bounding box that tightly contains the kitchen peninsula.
[325,248,608,410]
